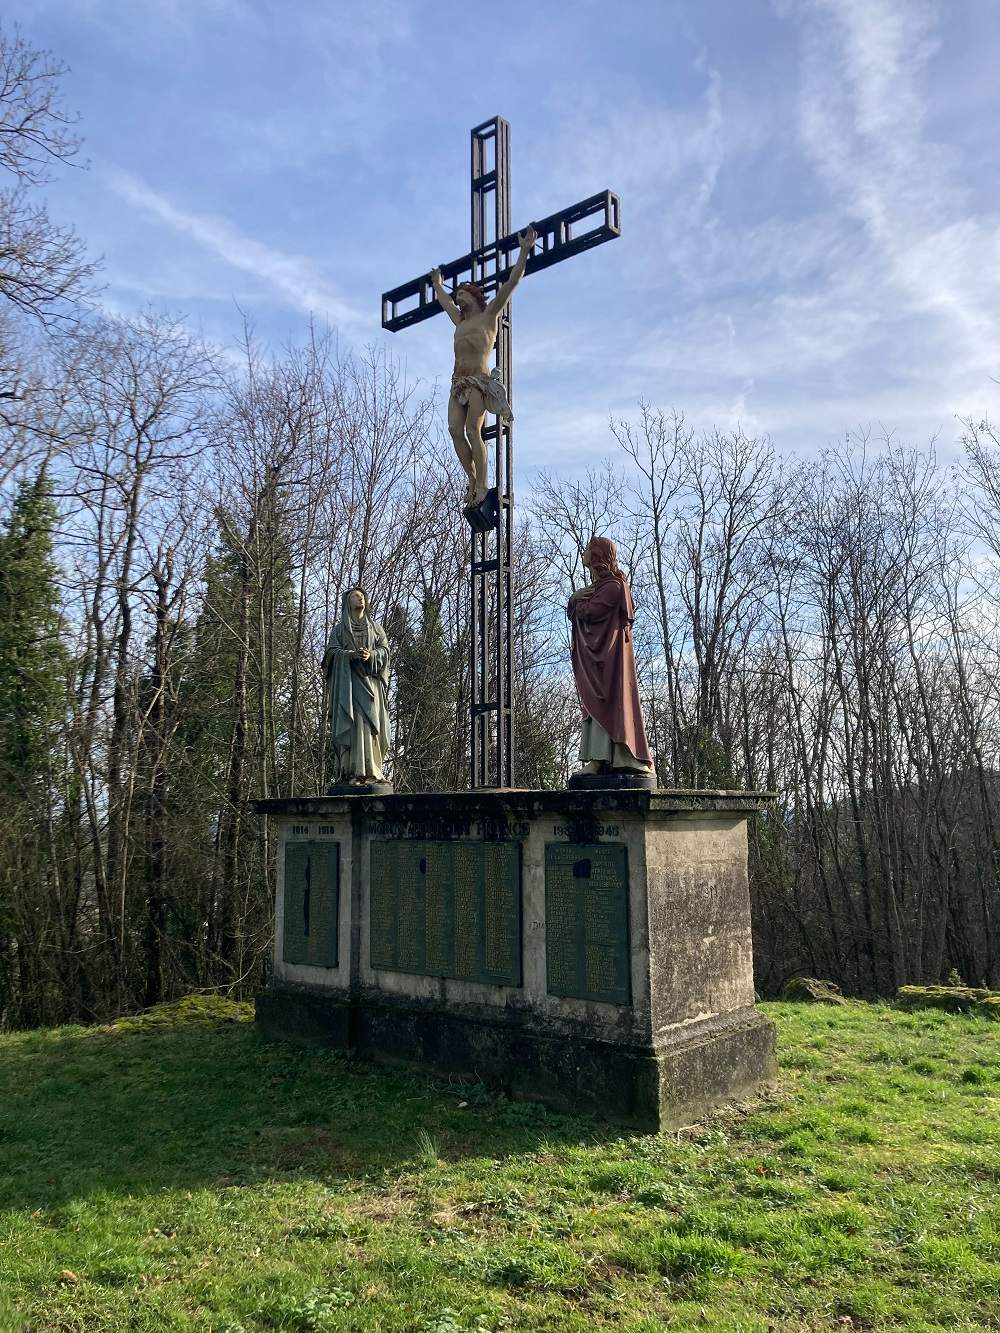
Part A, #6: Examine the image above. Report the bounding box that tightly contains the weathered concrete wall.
[644,813,757,1040]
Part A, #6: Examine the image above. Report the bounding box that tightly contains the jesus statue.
[431,225,537,509]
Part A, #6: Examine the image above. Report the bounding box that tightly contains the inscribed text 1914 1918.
[545,843,630,1005]
[283,841,340,967]
[370,840,521,986]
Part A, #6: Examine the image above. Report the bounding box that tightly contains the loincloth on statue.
[450,368,513,423]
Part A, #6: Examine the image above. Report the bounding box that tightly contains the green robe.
[326,606,391,783]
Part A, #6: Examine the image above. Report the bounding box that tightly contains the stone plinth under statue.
[253,788,776,1130]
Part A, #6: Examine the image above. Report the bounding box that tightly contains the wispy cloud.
[793,0,1000,371]
[14,0,999,465]
[211,3,415,173]
[519,60,731,243]
[605,0,1000,456]
[30,0,252,41]
[101,165,365,328]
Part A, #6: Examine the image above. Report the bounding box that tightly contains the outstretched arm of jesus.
[488,226,537,315]
[430,269,461,325]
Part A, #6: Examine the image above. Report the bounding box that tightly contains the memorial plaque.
[545,843,630,1005]
[369,840,521,986]
[483,839,521,983]
[369,841,401,971]
[283,840,339,968]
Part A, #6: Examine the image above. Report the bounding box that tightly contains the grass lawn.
[1,997,998,1332]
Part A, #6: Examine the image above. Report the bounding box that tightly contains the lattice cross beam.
[381,190,621,332]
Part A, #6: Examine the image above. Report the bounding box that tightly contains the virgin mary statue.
[323,587,391,787]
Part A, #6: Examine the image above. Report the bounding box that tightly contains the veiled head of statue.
[585,536,620,580]
[344,587,368,619]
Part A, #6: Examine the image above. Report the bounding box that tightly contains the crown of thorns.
[455,281,487,311]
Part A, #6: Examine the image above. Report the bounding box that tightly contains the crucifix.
[381,116,621,790]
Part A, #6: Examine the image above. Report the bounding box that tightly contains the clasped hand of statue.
[350,647,371,663]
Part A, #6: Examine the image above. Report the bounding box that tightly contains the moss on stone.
[781,977,847,1005]
[108,994,253,1032]
[896,985,1000,1019]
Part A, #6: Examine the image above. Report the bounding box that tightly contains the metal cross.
[381,115,621,790]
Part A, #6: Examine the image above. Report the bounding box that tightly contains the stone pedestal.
[253,789,777,1131]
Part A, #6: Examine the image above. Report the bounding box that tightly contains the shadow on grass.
[0,1004,616,1214]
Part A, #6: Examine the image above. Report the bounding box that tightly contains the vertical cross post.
[380,118,621,792]
[469,116,513,789]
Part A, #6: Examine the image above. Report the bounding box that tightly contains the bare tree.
[0,24,95,329]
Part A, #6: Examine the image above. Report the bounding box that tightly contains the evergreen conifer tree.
[0,466,66,800]
[0,465,68,1022]
[392,596,461,791]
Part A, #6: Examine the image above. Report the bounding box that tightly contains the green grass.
[1,996,999,1331]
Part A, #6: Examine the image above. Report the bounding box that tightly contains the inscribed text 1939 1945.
[545,843,630,1004]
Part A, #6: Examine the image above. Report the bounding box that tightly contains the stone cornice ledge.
[251,788,778,818]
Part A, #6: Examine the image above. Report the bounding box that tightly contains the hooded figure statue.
[323,586,391,786]
[567,536,653,777]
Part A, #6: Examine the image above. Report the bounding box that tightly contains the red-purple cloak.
[567,566,652,766]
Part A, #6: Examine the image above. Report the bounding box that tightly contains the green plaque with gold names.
[370,840,521,986]
[545,843,631,1005]
[283,840,339,967]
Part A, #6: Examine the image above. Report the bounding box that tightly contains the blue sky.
[11,0,1000,469]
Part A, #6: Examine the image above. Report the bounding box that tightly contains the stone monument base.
[326,780,394,796]
[253,789,777,1131]
[567,769,657,791]
[257,985,775,1129]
